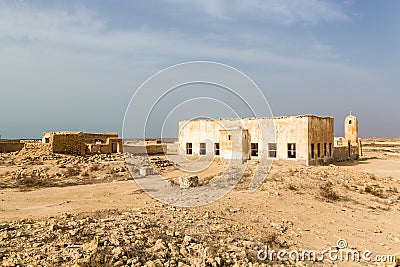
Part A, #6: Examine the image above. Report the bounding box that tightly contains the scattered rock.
[178,176,199,188]
[83,236,99,252]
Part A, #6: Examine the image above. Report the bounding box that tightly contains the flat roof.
[179,114,334,122]
[42,131,118,135]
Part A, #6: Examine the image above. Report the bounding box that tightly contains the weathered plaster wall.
[178,120,221,159]
[308,116,335,165]
[275,116,309,163]
[178,115,334,165]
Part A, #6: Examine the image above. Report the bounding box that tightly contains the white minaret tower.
[344,111,359,146]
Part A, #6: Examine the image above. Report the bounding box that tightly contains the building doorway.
[112,142,117,153]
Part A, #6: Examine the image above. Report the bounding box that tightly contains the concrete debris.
[178,176,199,188]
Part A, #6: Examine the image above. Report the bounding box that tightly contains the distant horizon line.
[1,136,399,141]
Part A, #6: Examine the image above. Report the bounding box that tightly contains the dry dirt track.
[0,180,153,222]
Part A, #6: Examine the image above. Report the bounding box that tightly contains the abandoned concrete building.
[178,113,360,166]
[41,131,123,155]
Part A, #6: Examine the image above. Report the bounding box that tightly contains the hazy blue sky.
[0,0,399,138]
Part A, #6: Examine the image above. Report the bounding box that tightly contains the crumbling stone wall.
[0,140,24,153]
[333,146,359,161]
[50,132,86,155]
[23,141,51,151]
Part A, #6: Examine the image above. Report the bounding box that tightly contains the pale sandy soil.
[1,139,400,266]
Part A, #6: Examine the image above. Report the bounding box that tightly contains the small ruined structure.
[41,131,123,155]
[0,139,24,153]
[178,115,335,166]
[333,112,361,161]
[144,139,164,154]
[123,139,165,155]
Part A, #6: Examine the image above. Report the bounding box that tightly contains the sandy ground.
[1,139,400,266]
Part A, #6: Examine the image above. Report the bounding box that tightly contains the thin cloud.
[0,3,353,69]
[165,0,350,25]
[2,1,389,138]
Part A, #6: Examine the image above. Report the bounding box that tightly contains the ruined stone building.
[41,131,123,155]
[123,139,165,155]
[178,113,360,166]
[0,139,24,153]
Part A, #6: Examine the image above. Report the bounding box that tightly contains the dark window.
[329,143,333,157]
[317,143,321,158]
[214,143,220,156]
[349,120,352,125]
[348,141,351,157]
[186,143,192,155]
[45,137,50,144]
[268,143,277,158]
[200,143,206,155]
[228,134,231,140]
[112,142,117,153]
[251,143,259,157]
[288,143,296,158]
[324,143,327,157]
[311,144,315,159]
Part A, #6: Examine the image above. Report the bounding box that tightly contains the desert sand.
[1,138,399,266]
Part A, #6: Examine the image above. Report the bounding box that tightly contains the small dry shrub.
[387,186,398,193]
[288,184,298,191]
[319,181,339,201]
[89,164,101,171]
[365,185,386,198]
[16,175,53,188]
[66,166,81,176]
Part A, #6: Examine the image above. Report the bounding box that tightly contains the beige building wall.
[178,115,334,165]
[178,120,221,159]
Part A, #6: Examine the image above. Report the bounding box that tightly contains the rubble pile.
[150,157,174,172]
[0,208,291,267]
[0,153,130,189]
